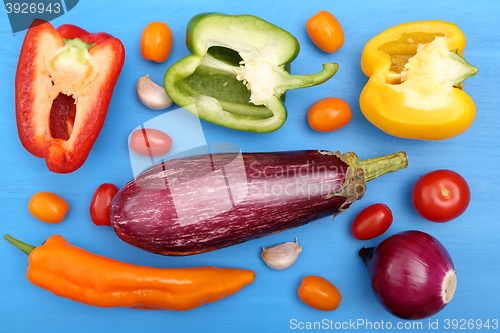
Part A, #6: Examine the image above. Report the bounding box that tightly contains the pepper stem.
[277,63,339,92]
[358,247,375,267]
[359,151,408,182]
[4,234,36,255]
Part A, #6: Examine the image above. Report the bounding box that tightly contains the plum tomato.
[351,203,393,240]
[140,22,173,63]
[90,183,119,226]
[298,275,342,311]
[307,97,352,132]
[129,128,173,157]
[28,192,69,224]
[306,10,344,53]
[411,169,470,223]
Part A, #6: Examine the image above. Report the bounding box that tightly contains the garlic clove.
[261,238,302,270]
[137,75,173,110]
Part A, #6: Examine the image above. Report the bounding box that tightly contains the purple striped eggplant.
[110,150,407,256]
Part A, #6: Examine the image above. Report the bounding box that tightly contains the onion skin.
[359,230,457,320]
[111,150,407,256]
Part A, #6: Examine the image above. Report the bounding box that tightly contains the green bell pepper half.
[164,13,338,133]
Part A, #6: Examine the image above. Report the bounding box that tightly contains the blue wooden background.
[1,1,498,332]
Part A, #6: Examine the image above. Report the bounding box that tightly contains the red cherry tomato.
[90,183,119,226]
[411,169,470,222]
[140,22,173,63]
[351,203,393,240]
[129,128,173,157]
[306,10,344,53]
[307,97,352,132]
[298,275,342,311]
[28,192,69,224]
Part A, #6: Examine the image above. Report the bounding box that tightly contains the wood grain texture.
[1,1,499,332]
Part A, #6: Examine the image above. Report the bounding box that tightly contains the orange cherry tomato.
[28,192,69,224]
[298,275,342,311]
[130,128,173,157]
[306,10,344,53]
[90,183,119,226]
[140,22,173,63]
[307,97,352,132]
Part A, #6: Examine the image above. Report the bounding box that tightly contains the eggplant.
[111,150,407,256]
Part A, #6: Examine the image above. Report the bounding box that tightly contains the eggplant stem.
[359,152,408,182]
[4,234,36,255]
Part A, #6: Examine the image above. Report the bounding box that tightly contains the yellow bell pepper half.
[359,20,478,140]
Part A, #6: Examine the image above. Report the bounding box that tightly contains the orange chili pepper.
[4,234,255,310]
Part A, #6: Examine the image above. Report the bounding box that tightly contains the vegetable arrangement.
[6,9,478,320]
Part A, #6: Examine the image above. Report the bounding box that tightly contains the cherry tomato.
[130,128,173,157]
[28,192,69,224]
[412,169,470,223]
[306,10,344,53]
[351,203,393,240]
[307,97,352,132]
[298,275,342,311]
[140,22,173,63]
[90,183,119,226]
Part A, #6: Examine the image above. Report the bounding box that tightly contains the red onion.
[359,230,457,320]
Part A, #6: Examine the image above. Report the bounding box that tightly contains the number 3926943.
[443,319,498,330]
[5,2,61,14]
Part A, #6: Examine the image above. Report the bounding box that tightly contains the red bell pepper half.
[15,19,125,173]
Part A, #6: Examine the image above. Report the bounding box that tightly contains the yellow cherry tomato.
[306,10,344,53]
[298,275,342,311]
[28,192,70,224]
[307,97,352,132]
[140,22,173,63]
